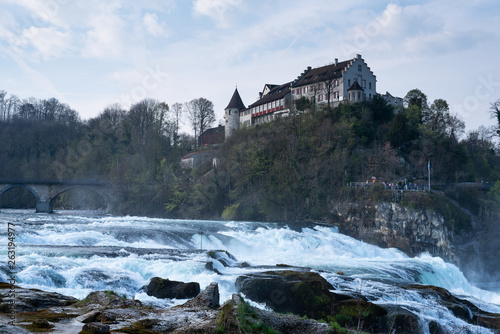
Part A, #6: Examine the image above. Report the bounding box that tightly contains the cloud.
[403,30,485,55]
[192,0,242,28]
[22,26,72,58]
[83,10,125,59]
[143,12,166,37]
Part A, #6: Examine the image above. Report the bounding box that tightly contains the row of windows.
[317,91,340,102]
[252,113,276,124]
[293,80,341,95]
[251,98,284,114]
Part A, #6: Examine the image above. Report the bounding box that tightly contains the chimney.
[356,54,361,59]
[335,58,338,65]
[307,66,312,71]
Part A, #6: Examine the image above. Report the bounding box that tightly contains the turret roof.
[225,88,246,110]
[347,80,364,91]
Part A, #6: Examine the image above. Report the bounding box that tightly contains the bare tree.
[490,100,500,136]
[128,98,168,143]
[185,97,215,146]
[320,66,339,109]
[171,102,183,145]
[6,94,19,121]
[0,90,7,122]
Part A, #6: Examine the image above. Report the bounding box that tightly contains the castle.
[205,54,399,143]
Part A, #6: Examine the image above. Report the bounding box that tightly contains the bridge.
[0,179,119,213]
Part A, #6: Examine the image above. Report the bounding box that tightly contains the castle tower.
[225,88,246,139]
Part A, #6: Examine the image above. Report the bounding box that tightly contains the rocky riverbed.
[1,270,499,334]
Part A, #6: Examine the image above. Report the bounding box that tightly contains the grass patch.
[221,203,240,220]
[236,302,280,334]
[213,299,279,334]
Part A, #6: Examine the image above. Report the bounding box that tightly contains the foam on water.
[1,210,499,332]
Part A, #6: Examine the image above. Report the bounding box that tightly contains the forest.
[0,88,499,221]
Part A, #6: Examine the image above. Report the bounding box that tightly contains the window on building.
[362,80,366,88]
[348,79,351,87]
[358,64,362,71]
[369,82,372,90]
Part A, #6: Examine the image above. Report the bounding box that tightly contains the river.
[1,209,499,333]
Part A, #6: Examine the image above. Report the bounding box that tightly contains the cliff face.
[332,200,499,286]
[375,202,456,259]
[333,201,457,261]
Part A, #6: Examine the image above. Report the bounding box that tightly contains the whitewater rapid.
[0,210,499,333]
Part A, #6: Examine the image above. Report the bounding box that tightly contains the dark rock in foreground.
[235,270,352,319]
[0,324,31,334]
[0,282,78,313]
[180,281,220,309]
[146,277,200,299]
[2,278,499,333]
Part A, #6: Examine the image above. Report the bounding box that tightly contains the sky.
[1,0,500,135]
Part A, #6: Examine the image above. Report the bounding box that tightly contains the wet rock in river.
[235,270,351,319]
[146,277,200,299]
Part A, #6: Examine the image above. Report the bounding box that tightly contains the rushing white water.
[1,209,499,333]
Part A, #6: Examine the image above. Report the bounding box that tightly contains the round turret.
[225,88,245,139]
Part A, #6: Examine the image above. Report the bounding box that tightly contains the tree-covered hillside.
[0,89,499,220]
[205,92,500,222]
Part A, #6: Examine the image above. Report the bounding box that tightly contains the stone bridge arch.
[49,185,112,211]
[0,184,41,209]
[0,180,120,213]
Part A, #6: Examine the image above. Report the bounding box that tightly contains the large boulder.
[73,290,141,310]
[146,277,200,299]
[330,299,388,333]
[235,270,351,319]
[0,283,78,313]
[182,282,220,309]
